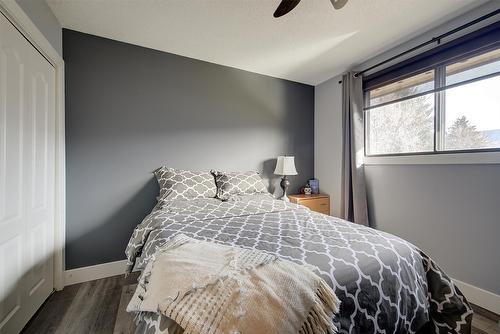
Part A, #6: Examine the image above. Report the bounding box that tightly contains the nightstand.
[288,194,330,215]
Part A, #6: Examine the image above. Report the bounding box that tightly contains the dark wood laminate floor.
[22,274,500,334]
[22,274,139,334]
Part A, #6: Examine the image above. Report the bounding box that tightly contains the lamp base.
[278,176,290,202]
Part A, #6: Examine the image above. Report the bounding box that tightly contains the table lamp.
[274,156,298,201]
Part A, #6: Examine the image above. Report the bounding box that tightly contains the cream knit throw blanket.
[127,234,340,334]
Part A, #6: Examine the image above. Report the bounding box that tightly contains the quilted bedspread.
[125,196,472,334]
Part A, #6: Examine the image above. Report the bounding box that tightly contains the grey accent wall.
[16,0,62,55]
[64,29,314,269]
[365,165,500,294]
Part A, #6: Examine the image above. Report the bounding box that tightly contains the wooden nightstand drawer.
[301,197,329,213]
[288,194,330,215]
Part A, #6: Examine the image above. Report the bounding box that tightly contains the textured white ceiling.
[47,0,487,85]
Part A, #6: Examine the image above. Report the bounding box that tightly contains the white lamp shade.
[274,156,298,175]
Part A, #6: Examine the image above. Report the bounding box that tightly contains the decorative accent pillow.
[211,170,269,201]
[154,167,217,202]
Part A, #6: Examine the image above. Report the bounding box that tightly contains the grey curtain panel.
[340,72,370,226]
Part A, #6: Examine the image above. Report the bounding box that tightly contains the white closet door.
[0,12,56,334]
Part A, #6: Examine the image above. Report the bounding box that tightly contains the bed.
[125,193,473,334]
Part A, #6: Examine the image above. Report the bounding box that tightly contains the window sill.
[363,151,500,165]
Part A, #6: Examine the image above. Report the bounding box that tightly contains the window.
[443,49,500,151]
[366,72,435,155]
[364,37,500,157]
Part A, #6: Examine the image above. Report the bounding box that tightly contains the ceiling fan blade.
[329,0,348,10]
[273,0,301,18]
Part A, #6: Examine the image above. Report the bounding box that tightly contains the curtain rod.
[353,9,500,78]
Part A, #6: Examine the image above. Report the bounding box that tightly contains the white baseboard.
[453,278,500,315]
[64,260,129,286]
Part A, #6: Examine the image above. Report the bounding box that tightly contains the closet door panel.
[0,26,25,332]
[0,48,24,226]
[0,12,56,334]
[25,58,55,309]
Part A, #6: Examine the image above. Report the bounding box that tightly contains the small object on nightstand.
[288,194,330,215]
[308,179,319,194]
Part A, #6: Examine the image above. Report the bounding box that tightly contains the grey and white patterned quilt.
[125,196,472,334]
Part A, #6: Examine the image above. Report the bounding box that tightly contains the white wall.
[314,74,343,216]
[15,0,62,55]
[314,0,500,303]
[365,164,500,295]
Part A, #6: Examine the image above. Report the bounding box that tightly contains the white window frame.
[364,151,500,165]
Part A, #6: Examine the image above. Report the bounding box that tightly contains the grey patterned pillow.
[211,170,269,201]
[154,167,217,202]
